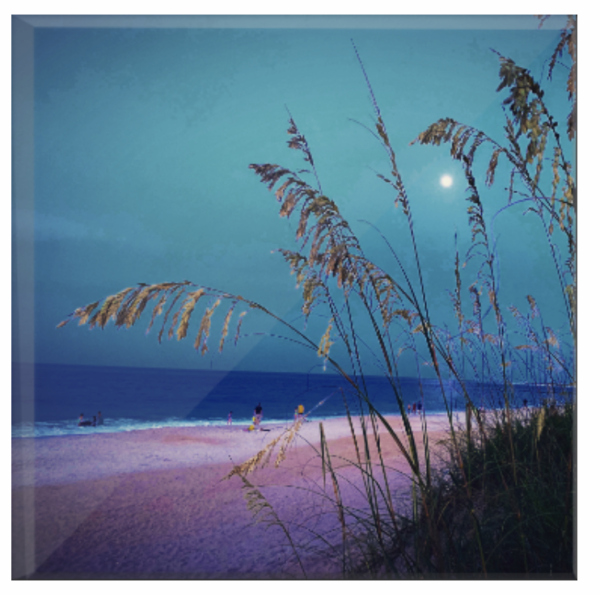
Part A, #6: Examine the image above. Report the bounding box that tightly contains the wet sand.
[12,413,463,579]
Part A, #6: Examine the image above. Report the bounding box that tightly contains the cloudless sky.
[16,15,574,377]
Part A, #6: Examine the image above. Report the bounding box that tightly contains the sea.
[11,363,572,439]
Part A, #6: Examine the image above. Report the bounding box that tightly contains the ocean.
[11,363,570,438]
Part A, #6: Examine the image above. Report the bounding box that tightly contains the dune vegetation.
[59,16,576,578]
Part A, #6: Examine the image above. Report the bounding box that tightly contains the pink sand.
[12,412,463,579]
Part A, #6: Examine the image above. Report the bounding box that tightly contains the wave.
[11,415,329,438]
[11,417,247,439]
[10,408,453,439]
[13,391,569,438]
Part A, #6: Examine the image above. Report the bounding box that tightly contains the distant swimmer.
[78,413,92,427]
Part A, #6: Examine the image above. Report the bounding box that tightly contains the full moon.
[440,175,453,188]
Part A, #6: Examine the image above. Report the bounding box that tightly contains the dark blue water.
[12,363,572,438]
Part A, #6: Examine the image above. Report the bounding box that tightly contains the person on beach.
[254,403,263,425]
[227,411,233,426]
[92,415,97,427]
[97,411,104,425]
[417,402,422,414]
[296,404,304,420]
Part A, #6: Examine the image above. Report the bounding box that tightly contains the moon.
[440,174,453,188]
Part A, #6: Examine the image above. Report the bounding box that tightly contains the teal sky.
[15,15,574,377]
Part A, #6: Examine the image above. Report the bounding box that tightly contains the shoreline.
[12,412,464,578]
[12,412,465,488]
[11,408,469,439]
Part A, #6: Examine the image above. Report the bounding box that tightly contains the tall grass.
[59,16,576,578]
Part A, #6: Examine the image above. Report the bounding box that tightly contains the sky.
[12,14,575,377]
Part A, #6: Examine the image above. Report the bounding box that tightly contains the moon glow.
[440,175,453,188]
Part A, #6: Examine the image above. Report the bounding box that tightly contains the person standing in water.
[97,411,104,425]
[227,411,233,426]
[78,413,92,427]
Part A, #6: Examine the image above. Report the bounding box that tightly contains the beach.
[12,413,464,579]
